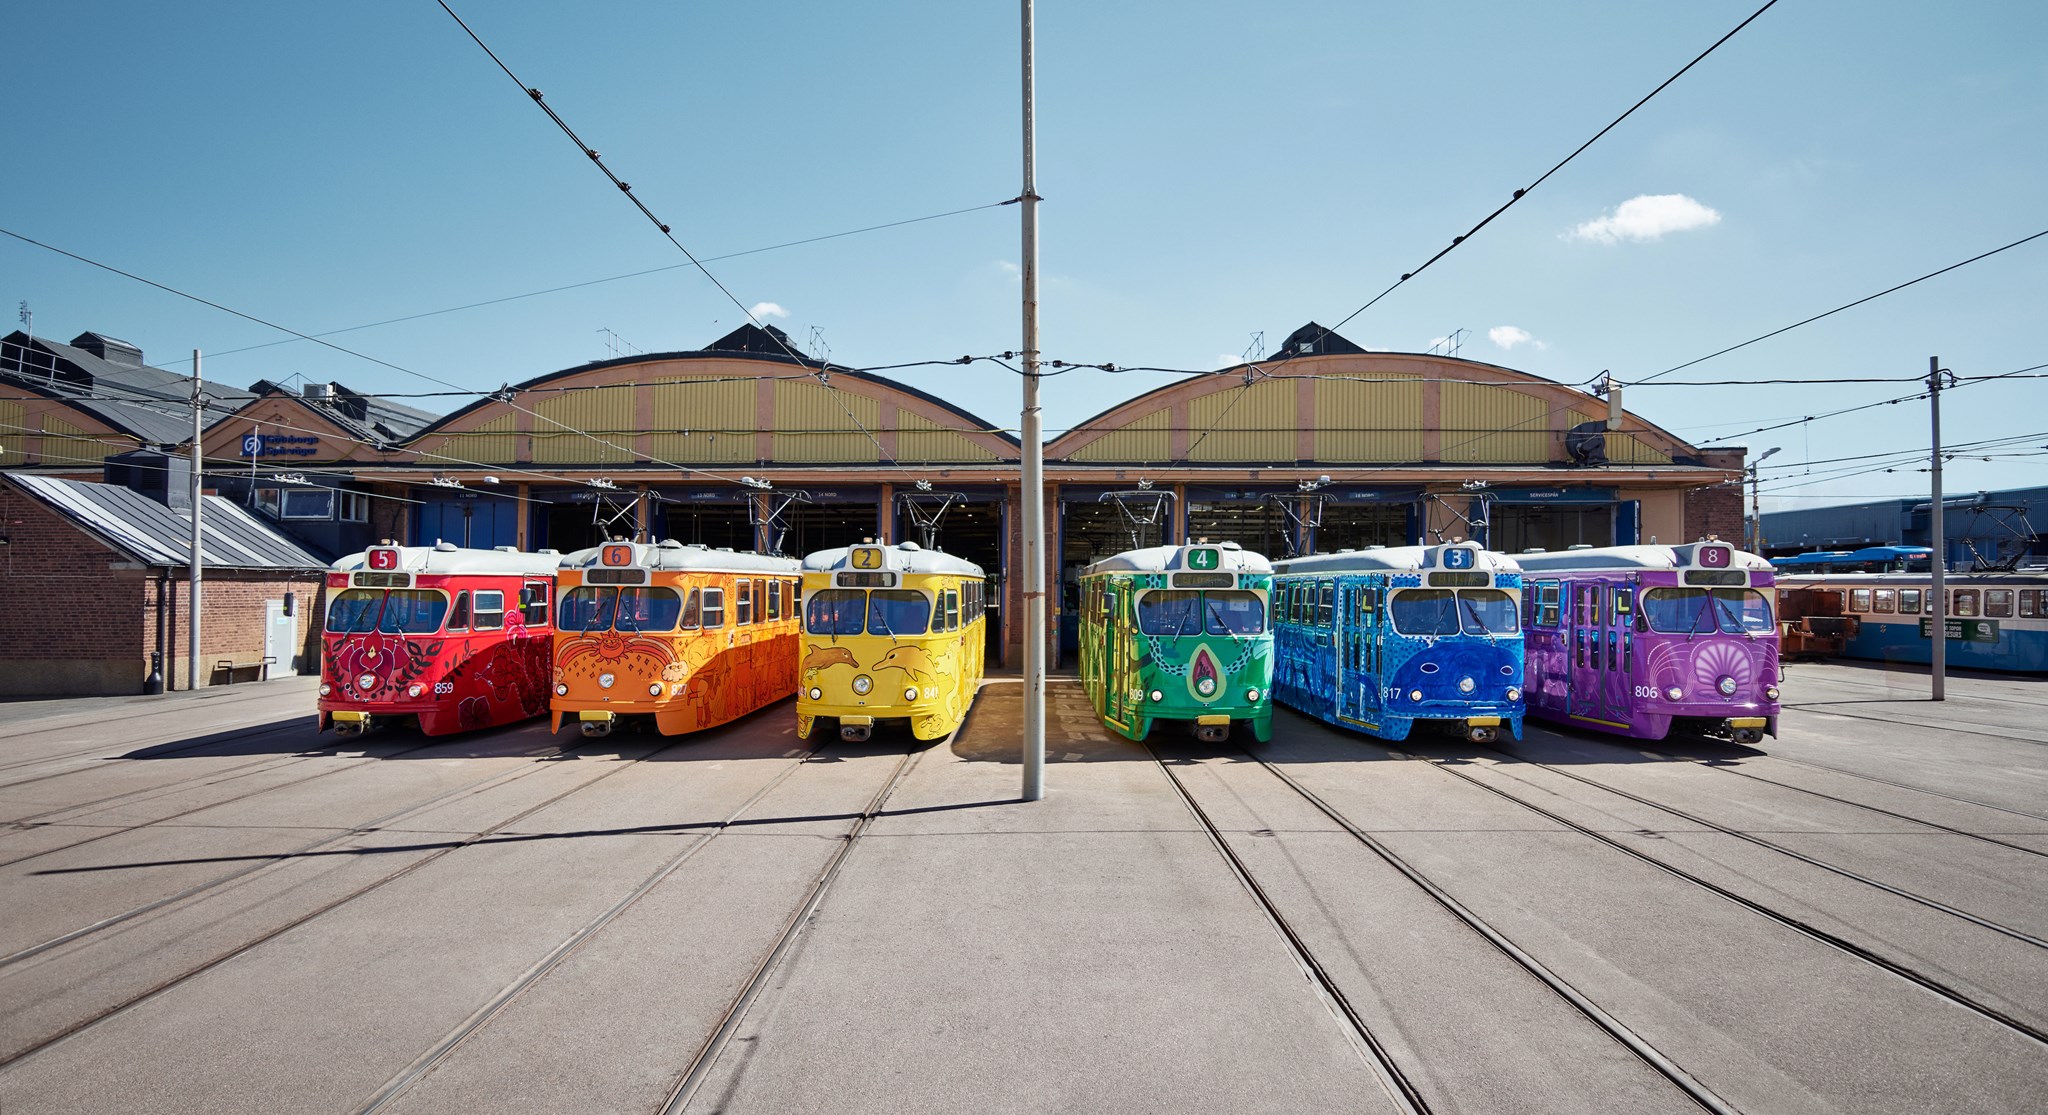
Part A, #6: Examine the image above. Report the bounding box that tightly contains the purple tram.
[1515,541,1781,744]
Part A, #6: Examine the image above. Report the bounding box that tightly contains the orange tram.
[319,543,562,736]
[550,541,803,737]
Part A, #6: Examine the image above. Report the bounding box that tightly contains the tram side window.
[678,588,702,630]
[1873,589,1896,614]
[2021,590,2043,618]
[736,580,754,626]
[1954,590,1980,618]
[1986,589,2014,619]
[702,587,727,628]
[449,591,471,633]
[1318,582,1335,626]
[944,589,961,632]
[1899,588,1922,615]
[473,591,506,631]
[1849,589,1872,613]
[520,582,549,626]
[1534,582,1560,628]
[767,580,782,621]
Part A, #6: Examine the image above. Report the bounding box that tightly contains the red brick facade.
[1684,448,1748,545]
[0,485,323,696]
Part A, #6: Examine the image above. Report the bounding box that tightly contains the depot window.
[281,488,334,520]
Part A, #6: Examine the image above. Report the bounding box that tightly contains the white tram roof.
[331,543,564,577]
[1513,541,1772,574]
[558,540,800,575]
[1273,541,1520,577]
[802,541,983,577]
[1082,541,1274,577]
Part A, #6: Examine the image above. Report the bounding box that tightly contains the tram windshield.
[1138,590,1267,636]
[556,586,693,633]
[803,588,934,636]
[1389,589,1519,636]
[1641,587,1774,634]
[327,589,450,634]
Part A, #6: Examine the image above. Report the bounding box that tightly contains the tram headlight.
[555,683,569,696]
[852,674,873,696]
[904,686,919,702]
[1149,689,1164,703]
[1409,689,1423,702]
[1717,676,1737,696]
[1506,686,1522,702]
[406,683,424,699]
[357,673,376,691]
[649,683,663,697]
[808,687,823,701]
[1246,688,1260,702]
[1458,677,1476,693]
[1665,687,1684,701]
[598,673,615,690]
[1765,685,1780,701]
[319,683,332,697]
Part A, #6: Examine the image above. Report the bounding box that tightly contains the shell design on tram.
[318,544,561,736]
[550,541,802,737]
[797,541,988,742]
[1775,570,2048,673]
[1518,542,1782,744]
[1078,542,1274,744]
[1272,542,1525,745]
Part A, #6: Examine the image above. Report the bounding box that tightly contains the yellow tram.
[550,540,803,737]
[797,541,987,742]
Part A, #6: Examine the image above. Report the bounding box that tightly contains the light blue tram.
[1777,570,2048,673]
[1272,542,1525,743]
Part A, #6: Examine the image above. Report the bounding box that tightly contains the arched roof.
[1045,335,1699,469]
[408,330,1018,471]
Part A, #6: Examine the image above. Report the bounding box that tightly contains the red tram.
[318,543,561,736]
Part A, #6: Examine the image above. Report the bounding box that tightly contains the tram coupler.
[331,711,371,737]
[1464,717,1501,745]
[839,715,873,743]
[1194,715,1231,744]
[1728,718,1767,746]
[578,711,616,738]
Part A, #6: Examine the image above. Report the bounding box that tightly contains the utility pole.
[188,350,205,691]
[1928,356,1946,701]
[1018,0,1046,801]
[1748,446,1780,552]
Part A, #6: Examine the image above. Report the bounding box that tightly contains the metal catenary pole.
[188,349,205,691]
[1018,0,1046,800]
[1927,355,1945,701]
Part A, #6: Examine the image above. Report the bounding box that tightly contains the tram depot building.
[0,323,1745,694]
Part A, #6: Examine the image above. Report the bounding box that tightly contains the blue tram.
[1776,570,2048,673]
[1272,542,1525,744]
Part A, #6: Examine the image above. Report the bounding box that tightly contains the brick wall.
[1684,448,1748,545]
[0,485,324,696]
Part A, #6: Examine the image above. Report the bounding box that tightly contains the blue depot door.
[415,497,518,549]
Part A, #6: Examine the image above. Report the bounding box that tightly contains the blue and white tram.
[1778,570,2048,673]
[1271,542,1525,744]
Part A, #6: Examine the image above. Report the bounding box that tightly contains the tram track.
[0,688,308,772]
[654,741,926,1115]
[1759,753,2048,825]
[1780,701,2048,746]
[1471,741,2048,952]
[0,734,590,975]
[1156,743,1736,1115]
[0,718,320,794]
[0,739,455,870]
[1380,742,2048,1047]
[0,732,700,1069]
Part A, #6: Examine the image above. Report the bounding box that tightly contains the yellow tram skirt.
[1728,717,1767,728]
[1196,714,1230,726]
[330,710,369,724]
[1465,717,1502,727]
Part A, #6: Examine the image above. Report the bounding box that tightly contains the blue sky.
[4,0,2043,510]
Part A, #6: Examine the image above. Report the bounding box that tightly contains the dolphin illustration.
[803,644,861,681]
[871,645,938,685]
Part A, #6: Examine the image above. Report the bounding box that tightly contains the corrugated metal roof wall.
[896,410,999,464]
[1441,381,1550,463]
[1313,376,1424,462]
[1066,408,1171,463]
[1187,380,1296,462]
[771,381,881,463]
[647,378,757,464]
[533,383,634,464]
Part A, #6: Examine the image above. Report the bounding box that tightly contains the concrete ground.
[1,661,2044,1114]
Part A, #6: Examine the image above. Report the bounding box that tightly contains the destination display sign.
[1919,617,2000,643]
[1187,547,1221,571]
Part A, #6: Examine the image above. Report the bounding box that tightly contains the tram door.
[1336,583,1369,723]
[1103,584,1130,726]
[1567,580,1631,728]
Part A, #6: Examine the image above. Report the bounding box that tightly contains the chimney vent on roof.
[302,383,336,400]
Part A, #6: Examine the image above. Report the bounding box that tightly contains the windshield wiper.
[1458,594,1490,635]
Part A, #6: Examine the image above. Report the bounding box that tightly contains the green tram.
[1078,541,1275,743]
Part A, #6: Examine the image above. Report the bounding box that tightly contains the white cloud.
[997,260,1021,278]
[1567,193,1722,244]
[1213,354,1245,369]
[749,301,790,319]
[1427,336,1450,351]
[1489,325,1547,351]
